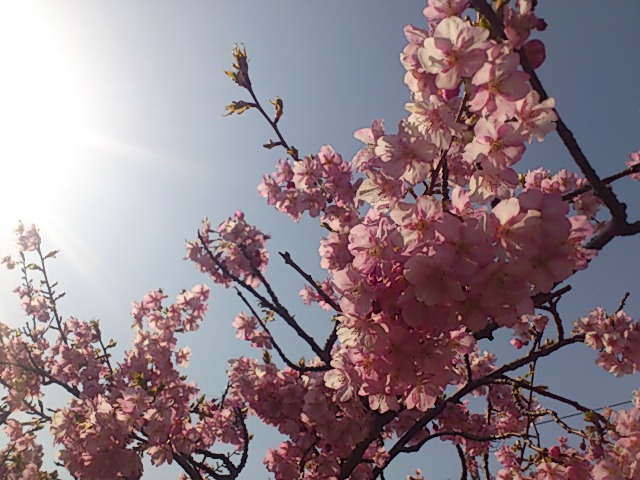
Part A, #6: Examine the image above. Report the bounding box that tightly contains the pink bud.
[591,442,604,458]
[440,86,460,101]
[523,39,546,69]
[536,18,548,31]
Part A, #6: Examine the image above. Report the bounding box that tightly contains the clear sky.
[0,1,639,479]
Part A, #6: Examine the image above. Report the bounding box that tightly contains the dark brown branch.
[536,302,564,341]
[174,453,204,480]
[616,292,630,313]
[472,319,498,341]
[278,251,342,354]
[358,335,585,479]
[235,409,250,478]
[95,324,115,377]
[234,288,328,373]
[197,231,329,363]
[0,359,80,398]
[470,0,632,226]
[245,82,299,161]
[482,453,491,480]
[426,91,468,197]
[532,284,572,308]
[237,245,330,364]
[456,444,468,480]
[518,335,542,462]
[563,163,640,201]
[278,251,341,313]
[338,410,398,478]
[401,429,530,454]
[188,410,248,480]
[497,376,607,424]
[585,219,640,250]
[36,247,68,344]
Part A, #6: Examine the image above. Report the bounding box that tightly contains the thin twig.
[456,444,468,480]
[563,163,640,201]
[245,83,299,161]
[497,376,607,424]
[36,247,68,344]
[197,231,329,363]
[278,251,341,313]
[234,288,328,372]
[616,292,630,313]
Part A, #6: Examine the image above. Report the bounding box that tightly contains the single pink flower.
[418,17,491,89]
[627,150,640,181]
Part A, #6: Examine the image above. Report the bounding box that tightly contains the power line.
[535,400,633,426]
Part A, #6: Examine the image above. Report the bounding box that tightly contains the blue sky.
[1,2,639,478]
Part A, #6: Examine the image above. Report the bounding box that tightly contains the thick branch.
[585,219,640,250]
[456,444,468,480]
[174,453,204,480]
[338,410,398,478]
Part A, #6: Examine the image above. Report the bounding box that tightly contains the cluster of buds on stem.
[225,44,251,89]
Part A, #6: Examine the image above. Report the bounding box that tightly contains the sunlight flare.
[0,2,88,231]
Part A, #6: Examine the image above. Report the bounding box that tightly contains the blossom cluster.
[1,248,245,479]
[186,210,271,288]
[1,1,639,479]
[201,0,640,478]
[574,308,640,376]
[257,145,359,223]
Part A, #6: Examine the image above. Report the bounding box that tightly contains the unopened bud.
[228,44,251,89]
[223,100,253,116]
[270,96,284,123]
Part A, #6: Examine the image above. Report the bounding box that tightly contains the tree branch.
[470,0,632,225]
[357,335,585,479]
[234,288,328,372]
[197,231,329,363]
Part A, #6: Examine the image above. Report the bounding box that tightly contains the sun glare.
[0,3,87,234]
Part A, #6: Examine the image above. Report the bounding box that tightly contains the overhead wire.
[535,400,633,426]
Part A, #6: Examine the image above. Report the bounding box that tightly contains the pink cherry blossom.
[13,222,41,252]
[627,150,640,181]
[423,0,470,23]
[418,16,491,89]
[469,44,530,117]
[3,4,640,480]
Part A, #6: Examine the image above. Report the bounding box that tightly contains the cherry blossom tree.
[2,1,640,479]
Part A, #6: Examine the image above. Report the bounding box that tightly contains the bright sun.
[0,2,87,233]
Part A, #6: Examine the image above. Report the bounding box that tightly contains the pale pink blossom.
[423,0,469,23]
[627,150,640,181]
[514,90,558,142]
[14,222,40,252]
[418,16,491,89]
